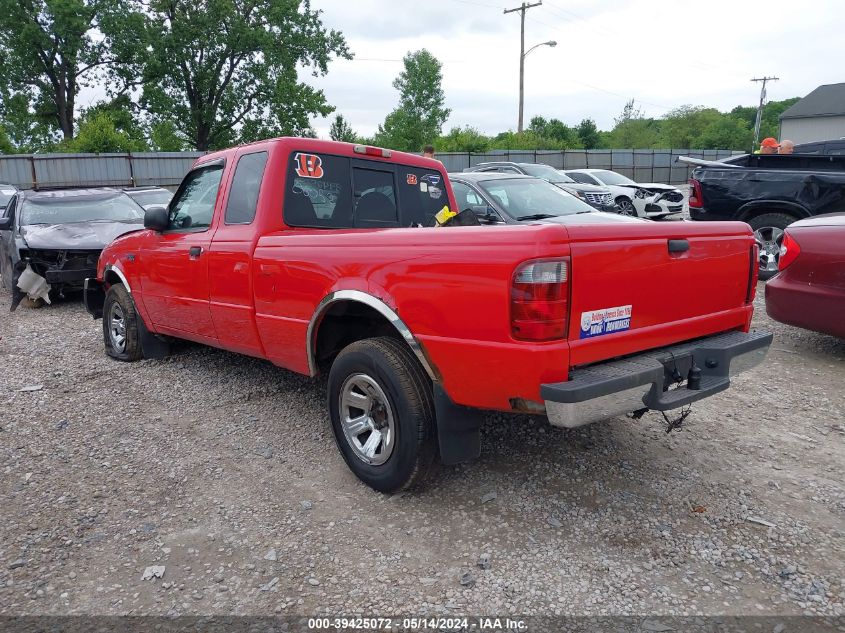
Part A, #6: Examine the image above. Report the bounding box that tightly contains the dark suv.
[463,162,616,211]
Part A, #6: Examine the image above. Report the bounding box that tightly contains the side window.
[397,169,448,226]
[353,167,397,227]
[168,164,224,231]
[225,151,268,225]
[1,196,15,221]
[285,152,353,228]
[451,182,483,210]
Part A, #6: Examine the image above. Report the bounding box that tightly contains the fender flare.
[103,264,132,293]
[736,200,811,222]
[306,289,437,381]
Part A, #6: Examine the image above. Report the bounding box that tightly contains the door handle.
[668,239,689,254]
[189,246,203,259]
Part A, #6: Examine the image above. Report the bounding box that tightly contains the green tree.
[576,118,600,149]
[112,0,350,150]
[0,92,58,151]
[0,125,14,154]
[436,126,489,152]
[62,112,145,152]
[80,95,147,145]
[607,99,661,148]
[0,0,128,140]
[329,114,357,142]
[149,121,187,151]
[375,49,450,152]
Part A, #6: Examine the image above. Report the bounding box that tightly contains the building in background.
[779,83,845,144]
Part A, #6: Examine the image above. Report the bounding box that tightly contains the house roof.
[780,83,845,120]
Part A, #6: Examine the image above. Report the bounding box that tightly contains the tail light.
[511,259,569,341]
[746,243,759,304]
[688,178,703,208]
[778,232,801,271]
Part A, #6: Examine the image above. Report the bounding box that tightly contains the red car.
[83,138,771,492]
[765,213,845,338]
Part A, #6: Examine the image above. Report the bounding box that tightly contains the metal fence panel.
[130,152,204,187]
[33,153,132,188]
[0,154,35,188]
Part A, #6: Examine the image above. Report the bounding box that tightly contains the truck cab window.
[285,153,353,228]
[168,164,224,231]
[225,151,268,225]
[353,168,397,227]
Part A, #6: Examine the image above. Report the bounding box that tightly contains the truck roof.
[196,137,443,171]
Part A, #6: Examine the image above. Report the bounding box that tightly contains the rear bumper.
[541,330,772,428]
[766,275,845,339]
[689,207,733,222]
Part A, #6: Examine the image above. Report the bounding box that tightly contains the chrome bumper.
[542,330,772,429]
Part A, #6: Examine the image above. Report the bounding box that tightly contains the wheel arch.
[307,290,438,381]
[103,265,131,292]
[736,201,811,223]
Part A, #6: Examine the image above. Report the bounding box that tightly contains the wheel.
[327,337,438,493]
[615,197,636,216]
[748,213,795,281]
[102,284,143,361]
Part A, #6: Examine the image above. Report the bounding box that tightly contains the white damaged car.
[562,169,684,219]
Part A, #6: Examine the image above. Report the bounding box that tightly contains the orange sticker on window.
[294,153,324,179]
[406,174,418,185]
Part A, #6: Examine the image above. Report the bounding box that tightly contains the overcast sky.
[303,0,845,138]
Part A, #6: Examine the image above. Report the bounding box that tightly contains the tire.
[615,197,636,216]
[102,284,143,361]
[747,212,795,281]
[327,336,438,493]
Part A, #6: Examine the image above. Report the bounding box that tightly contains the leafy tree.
[436,126,489,153]
[660,105,722,148]
[375,49,450,152]
[0,92,58,151]
[62,112,146,152]
[576,118,600,149]
[0,125,14,154]
[149,121,187,152]
[614,99,644,127]
[0,0,128,140]
[329,114,357,143]
[112,0,351,150]
[79,95,147,145]
[527,116,579,147]
[608,99,659,148]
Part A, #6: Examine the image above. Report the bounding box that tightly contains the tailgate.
[565,221,755,367]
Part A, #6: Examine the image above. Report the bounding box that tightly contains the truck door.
[208,150,269,357]
[138,161,224,343]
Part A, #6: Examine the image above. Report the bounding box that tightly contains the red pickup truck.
[84,138,772,492]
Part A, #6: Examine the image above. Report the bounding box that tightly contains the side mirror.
[144,205,169,232]
[0,216,12,230]
[470,205,500,224]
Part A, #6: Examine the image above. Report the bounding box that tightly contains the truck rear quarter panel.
[252,223,572,410]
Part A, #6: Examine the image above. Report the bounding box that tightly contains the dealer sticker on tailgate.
[580,305,633,339]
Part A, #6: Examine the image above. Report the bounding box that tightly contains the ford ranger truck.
[84,138,772,493]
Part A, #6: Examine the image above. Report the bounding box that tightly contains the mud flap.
[135,304,171,360]
[433,384,482,465]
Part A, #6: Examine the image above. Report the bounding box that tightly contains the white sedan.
[562,169,684,219]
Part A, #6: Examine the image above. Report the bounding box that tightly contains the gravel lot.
[0,284,843,619]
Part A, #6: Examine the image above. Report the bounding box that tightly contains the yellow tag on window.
[434,205,457,226]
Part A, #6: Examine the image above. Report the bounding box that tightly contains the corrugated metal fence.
[436,149,744,184]
[0,152,204,190]
[0,148,742,190]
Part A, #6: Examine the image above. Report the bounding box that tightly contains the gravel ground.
[0,285,843,619]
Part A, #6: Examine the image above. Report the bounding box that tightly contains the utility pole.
[751,76,779,150]
[505,1,543,133]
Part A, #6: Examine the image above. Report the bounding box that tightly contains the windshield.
[594,170,635,186]
[21,194,145,225]
[479,178,594,219]
[128,189,173,207]
[519,163,573,183]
